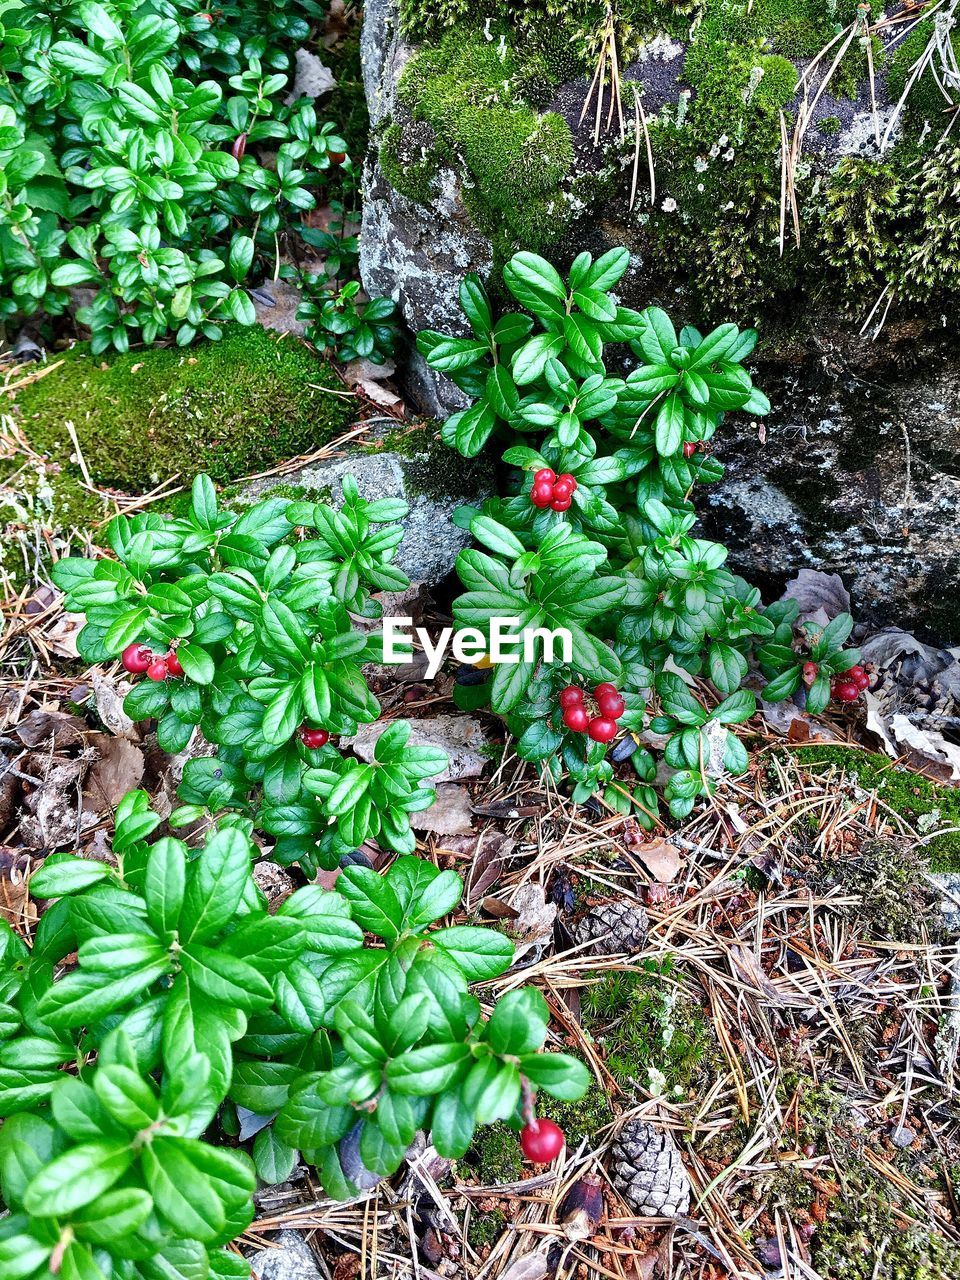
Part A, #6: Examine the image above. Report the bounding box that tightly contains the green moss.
[582,958,720,1096]
[792,745,960,872]
[467,1207,507,1252]
[466,1123,524,1185]
[818,114,842,135]
[396,29,574,253]
[548,1081,615,1145]
[14,327,352,495]
[0,453,107,589]
[813,1158,960,1280]
[378,120,440,206]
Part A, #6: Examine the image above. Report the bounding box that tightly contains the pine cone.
[611,1119,691,1217]
[574,900,648,954]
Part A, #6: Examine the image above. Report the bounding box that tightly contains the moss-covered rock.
[12,326,352,494]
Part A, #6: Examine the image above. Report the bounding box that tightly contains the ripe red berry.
[534,468,556,485]
[550,494,572,512]
[563,704,589,733]
[299,725,330,749]
[802,661,818,686]
[598,691,626,719]
[854,671,870,690]
[588,716,617,743]
[552,479,574,499]
[520,1118,566,1163]
[121,643,153,674]
[683,441,697,459]
[327,150,347,165]
[165,650,184,677]
[147,658,169,682]
[833,681,859,703]
[594,683,618,699]
[557,473,577,489]
[531,481,553,508]
[559,686,583,709]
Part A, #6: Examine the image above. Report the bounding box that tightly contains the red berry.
[594,683,617,699]
[556,473,577,489]
[550,494,572,512]
[328,150,347,165]
[165,650,184,677]
[563,705,589,733]
[146,659,169,682]
[552,479,574,499]
[683,441,697,459]
[854,671,870,690]
[597,691,626,719]
[559,686,583,709]
[587,716,617,743]
[520,1118,565,1164]
[299,725,330,749]
[833,681,859,703]
[531,481,553,508]
[121,643,153,674]
[802,661,818,686]
[534,468,556,485]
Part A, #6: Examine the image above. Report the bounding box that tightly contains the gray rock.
[360,0,409,129]
[238,427,492,586]
[249,1230,323,1280]
[701,350,960,641]
[343,713,489,782]
[360,162,492,417]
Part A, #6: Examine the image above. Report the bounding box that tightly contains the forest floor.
[2,362,959,1280]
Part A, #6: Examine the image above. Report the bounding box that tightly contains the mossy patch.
[12,326,352,495]
[582,958,721,1097]
[791,745,960,872]
[395,28,574,254]
[813,1157,960,1280]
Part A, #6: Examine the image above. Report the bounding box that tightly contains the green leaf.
[386,1043,470,1095]
[432,926,514,981]
[93,1065,159,1130]
[253,1126,297,1185]
[72,1187,153,1243]
[179,827,252,944]
[486,988,549,1055]
[517,1052,590,1100]
[23,1141,133,1217]
[176,643,215,685]
[29,857,112,898]
[654,393,685,457]
[179,945,274,1012]
[336,867,403,940]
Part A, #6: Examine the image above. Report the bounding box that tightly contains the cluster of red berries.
[520,1117,566,1163]
[122,643,183,682]
[530,468,577,512]
[831,664,870,703]
[559,682,625,743]
[298,724,330,749]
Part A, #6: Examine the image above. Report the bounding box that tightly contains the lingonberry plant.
[418,248,864,818]
[51,475,440,873]
[0,794,587,1273]
[0,0,397,350]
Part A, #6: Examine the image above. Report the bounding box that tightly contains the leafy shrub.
[295,279,400,365]
[0,0,350,349]
[418,247,862,816]
[51,474,440,873]
[0,795,587,1272]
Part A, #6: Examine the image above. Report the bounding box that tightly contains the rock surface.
[249,1230,323,1280]
[703,341,960,641]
